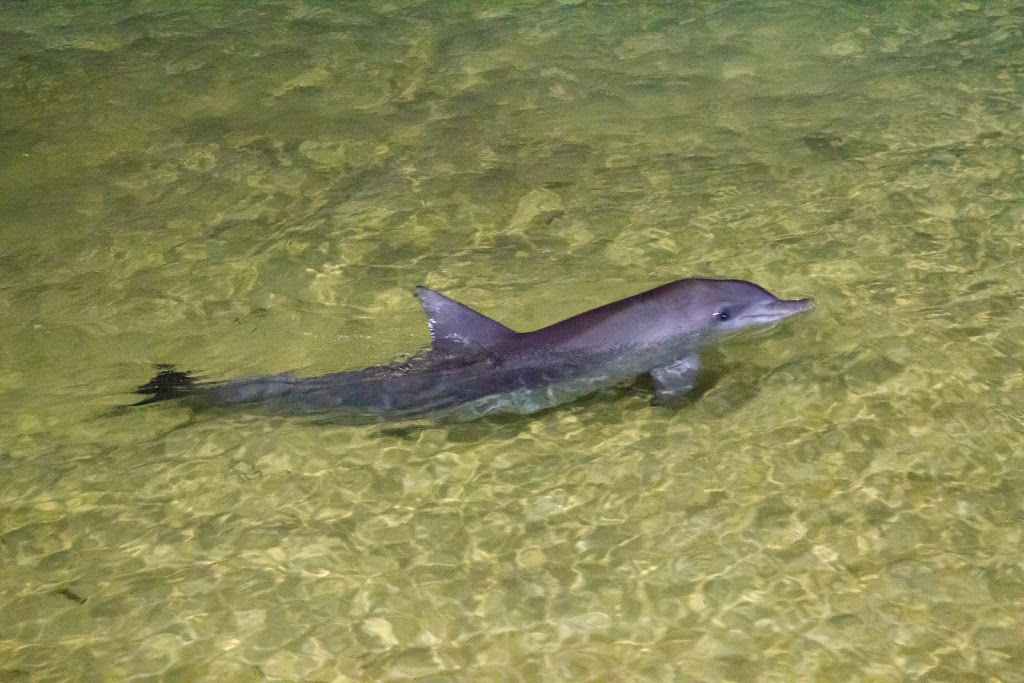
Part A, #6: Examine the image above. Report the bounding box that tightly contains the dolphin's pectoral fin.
[650,354,701,405]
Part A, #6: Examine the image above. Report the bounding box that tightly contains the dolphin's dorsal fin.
[414,286,517,356]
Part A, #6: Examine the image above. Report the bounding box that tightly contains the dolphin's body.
[135,278,814,422]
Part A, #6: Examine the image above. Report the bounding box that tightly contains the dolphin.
[133,277,814,422]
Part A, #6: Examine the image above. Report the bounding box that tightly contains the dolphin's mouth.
[741,297,815,324]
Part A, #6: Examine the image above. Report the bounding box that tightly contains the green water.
[2,1,1023,680]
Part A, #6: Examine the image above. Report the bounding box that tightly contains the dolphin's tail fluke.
[133,366,199,405]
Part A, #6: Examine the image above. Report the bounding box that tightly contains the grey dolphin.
[134,277,814,422]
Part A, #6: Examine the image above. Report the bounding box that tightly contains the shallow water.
[2,2,1024,680]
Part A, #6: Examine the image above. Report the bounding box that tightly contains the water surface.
[2,2,1023,680]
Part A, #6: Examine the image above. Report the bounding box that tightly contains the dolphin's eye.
[715,309,731,322]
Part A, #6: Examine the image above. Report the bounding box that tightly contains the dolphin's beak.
[744,297,815,324]
[779,297,815,315]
